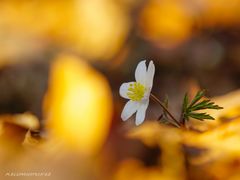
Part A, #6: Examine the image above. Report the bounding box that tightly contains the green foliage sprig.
[182,90,223,122]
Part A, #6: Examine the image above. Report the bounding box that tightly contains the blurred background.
[0,0,240,179]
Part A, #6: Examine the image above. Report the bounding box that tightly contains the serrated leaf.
[181,89,223,122]
[190,100,223,111]
[189,90,205,108]
[189,99,211,111]
[188,112,215,121]
[208,105,223,110]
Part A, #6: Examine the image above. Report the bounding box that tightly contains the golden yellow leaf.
[43,54,113,155]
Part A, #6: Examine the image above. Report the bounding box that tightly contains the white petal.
[135,99,149,126]
[119,82,134,99]
[121,100,139,121]
[135,60,147,84]
[145,60,155,89]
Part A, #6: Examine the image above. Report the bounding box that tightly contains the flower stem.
[150,93,181,127]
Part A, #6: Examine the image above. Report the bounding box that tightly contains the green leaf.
[188,90,205,108]
[188,112,215,120]
[181,89,223,122]
[183,93,189,112]
[189,99,211,111]
[190,100,223,111]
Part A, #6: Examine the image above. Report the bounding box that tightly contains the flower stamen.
[127,82,146,101]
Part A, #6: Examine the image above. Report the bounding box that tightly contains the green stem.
[150,93,181,127]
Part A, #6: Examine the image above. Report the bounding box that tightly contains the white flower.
[119,60,155,125]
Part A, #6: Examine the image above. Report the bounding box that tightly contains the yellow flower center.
[127,82,146,101]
